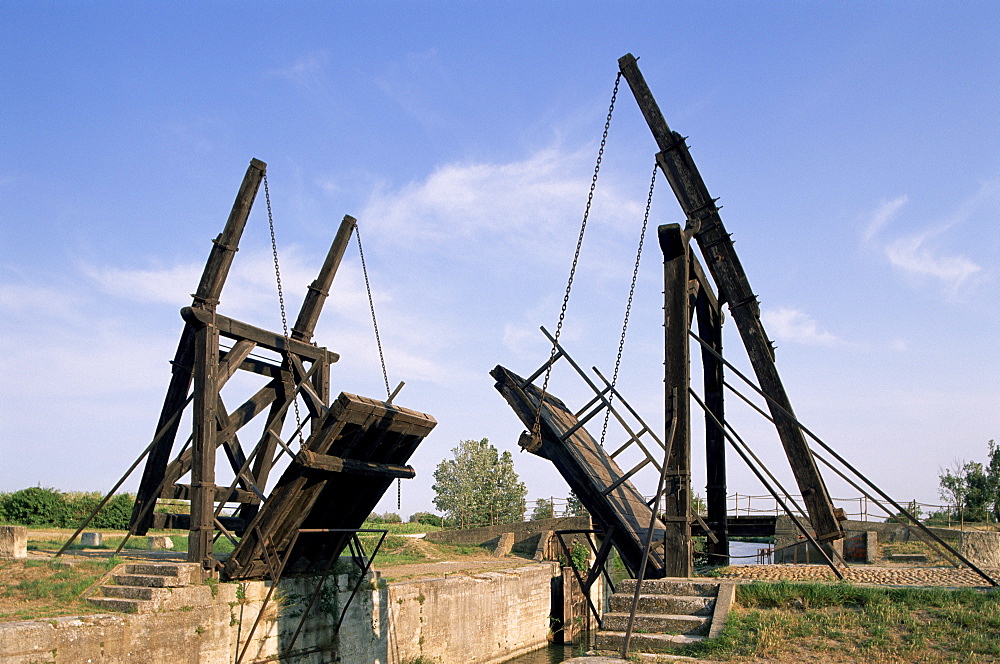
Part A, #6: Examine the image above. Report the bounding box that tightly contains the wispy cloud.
[884,230,981,292]
[863,195,908,243]
[761,306,840,347]
[268,51,331,93]
[861,186,991,295]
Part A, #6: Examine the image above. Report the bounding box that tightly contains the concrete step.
[595,630,705,653]
[99,585,166,601]
[113,573,185,588]
[609,593,714,616]
[615,578,718,597]
[87,596,157,615]
[601,612,710,636]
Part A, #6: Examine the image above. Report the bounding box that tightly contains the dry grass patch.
[0,558,120,621]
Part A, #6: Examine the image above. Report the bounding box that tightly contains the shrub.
[91,493,134,530]
[380,512,403,524]
[1,487,70,526]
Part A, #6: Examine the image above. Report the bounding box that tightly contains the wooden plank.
[618,53,842,543]
[217,339,257,387]
[697,284,729,564]
[182,306,339,364]
[152,512,245,532]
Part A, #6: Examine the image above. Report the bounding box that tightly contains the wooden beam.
[189,323,219,567]
[162,484,260,504]
[192,158,265,310]
[295,449,416,479]
[697,287,729,565]
[182,306,339,364]
[660,224,693,578]
[291,215,356,341]
[618,53,842,543]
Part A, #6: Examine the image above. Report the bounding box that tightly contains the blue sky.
[2,3,998,522]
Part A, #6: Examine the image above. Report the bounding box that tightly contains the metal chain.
[355,226,391,399]
[530,72,621,444]
[264,173,304,446]
[598,162,657,448]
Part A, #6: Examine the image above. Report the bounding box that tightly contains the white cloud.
[359,147,644,266]
[761,306,840,347]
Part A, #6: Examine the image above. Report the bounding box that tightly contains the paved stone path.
[716,564,1000,587]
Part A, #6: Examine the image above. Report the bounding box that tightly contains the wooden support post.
[697,291,729,565]
[189,322,220,568]
[660,224,693,578]
[292,215,356,341]
[618,54,842,542]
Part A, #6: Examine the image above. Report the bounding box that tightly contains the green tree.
[432,438,528,528]
[938,440,1000,522]
[565,490,588,517]
[531,498,554,521]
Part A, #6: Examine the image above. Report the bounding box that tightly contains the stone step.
[113,573,185,588]
[125,562,201,584]
[615,578,718,597]
[87,596,157,614]
[99,584,166,601]
[601,612,710,636]
[595,630,705,653]
[609,593,714,616]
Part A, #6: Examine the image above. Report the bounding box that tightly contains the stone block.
[0,525,27,559]
[493,532,514,557]
[147,535,174,550]
[80,532,103,547]
[959,531,1000,567]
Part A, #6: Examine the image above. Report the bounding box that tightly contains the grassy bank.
[683,581,1000,663]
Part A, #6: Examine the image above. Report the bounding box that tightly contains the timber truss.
[62,158,435,578]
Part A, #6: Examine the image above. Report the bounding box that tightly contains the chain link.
[264,173,304,446]
[355,226,391,399]
[530,72,622,445]
[598,162,657,448]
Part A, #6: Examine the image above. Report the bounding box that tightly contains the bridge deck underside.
[223,392,436,580]
[492,365,669,578]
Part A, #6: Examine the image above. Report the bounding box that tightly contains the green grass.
[0,558,121,621]
[26,533,235,555]
[360,521,443,534]
[680,581,1000,662]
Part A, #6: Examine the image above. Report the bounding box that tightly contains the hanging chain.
[598,162,657,448]
[264,172,304,446]
[529,72,621,446]
[355,226,391,399]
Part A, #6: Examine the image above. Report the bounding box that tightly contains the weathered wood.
[292,215,356,341]
[163,484,260,504]
[192,158,265,310]
[295,449,416,479]
[618,53,842,542]
[217,339,257,387]
[152,512,245,532]
[696,280,728,565]
[224,393,436,580]
[660,224,693,578]
[181,306,339,364]
[491,365,668,579]
[189,323,220,567]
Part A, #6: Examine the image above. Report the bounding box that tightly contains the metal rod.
[623,389,678,659]
[690,388,843,579]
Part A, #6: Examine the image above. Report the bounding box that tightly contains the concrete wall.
[773,517,999,567]
[426,517,592,555]
[0,561,560,664]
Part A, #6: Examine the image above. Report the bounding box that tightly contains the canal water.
[501,540,770,664]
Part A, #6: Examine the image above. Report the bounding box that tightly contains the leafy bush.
[90,493,134,529]
[409,511,443,527]
[0,487,70,526]
[380,512,403,523]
